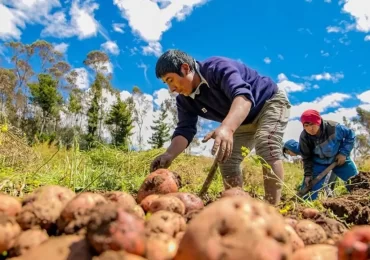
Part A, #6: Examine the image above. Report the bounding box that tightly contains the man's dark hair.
[155,49,195,78]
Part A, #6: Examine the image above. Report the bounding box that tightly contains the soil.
[322,188,370,225]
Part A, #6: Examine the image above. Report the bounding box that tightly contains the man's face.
[161,64,194,96]
[303,122,320,136]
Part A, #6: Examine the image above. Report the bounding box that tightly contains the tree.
[105,95,134,149]
[131,86,151,150]
[148,103,171,149]
[0,68,16,118]
[28,73,63,135]
[351,108,370,159]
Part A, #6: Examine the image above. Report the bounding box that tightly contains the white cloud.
[74,68,89,89]
[304,72,344,83]
[320,50,329,57]
[137,62,149,83]
[0,4,26,40]
[365,35,370,41]
[342,0,370,33]
[313,84,320,89]
[278,54,284,60]
[326,26,341,33]
[101,41,120,55]
[290,93,351,119]
[142,41,162,57]
[277,73,305,93]
[54,42,69,53]
[112,23,125,33]
[324,0,331,3]
[357,90,370,103]
[41,0,99,40]
[0,0,61,40]
[153,88,172,107]
[113,0,208,42]
[263,57,271,64]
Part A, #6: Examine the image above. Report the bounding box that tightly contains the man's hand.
[202,125,234,163]
[304,176,312,187]
[150,152,175,172]
[336,153,346,166]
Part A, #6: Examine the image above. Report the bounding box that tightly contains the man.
[299,109,358,200]
[283,139,338,197]
[150,49,291,205]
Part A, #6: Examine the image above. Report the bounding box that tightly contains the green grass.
[0,138,365,208]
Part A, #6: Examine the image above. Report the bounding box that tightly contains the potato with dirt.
[16,185,75,232]
[145,210,186,238]
[284,224,304,252]
[220,187,250,198]
[174,196,293,260]
[9,228,49,257]
[8,234,92,260]
[140,194,161,213]
[292,244,338,260]
[146,233,178,260]
[104,191,137,209]
[87,203,147,256]
[93,250,147,260]
[148,196,185,215]
[57,192,107,234]
[0,193,22,217]
[337,225,370,260]
[0,214,21,253]
[294,219,327,245]
[312,214,347,242]
[137,169,181,203]
[301,208,320,219]
[167,192,204,214]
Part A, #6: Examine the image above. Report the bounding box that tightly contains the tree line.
[0,39,182,151]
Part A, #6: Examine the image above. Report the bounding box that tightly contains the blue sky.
[0,0,369,154]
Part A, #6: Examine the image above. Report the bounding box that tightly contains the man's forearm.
[221,95,252,132]
[166,135,188,158]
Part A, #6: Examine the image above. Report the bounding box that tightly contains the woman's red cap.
[300,109,322,125]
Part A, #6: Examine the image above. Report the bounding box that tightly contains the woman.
[298,109,358,200]
[283,139,338,197]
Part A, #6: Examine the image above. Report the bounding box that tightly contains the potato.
[284,218,298,228]
[93,250,147,260]
[146,233,178,260]
[145,210,186,238]
[313,214,347,242]
[57,192,107,234]
[137,169,181,203]
[8,234,92,260]
[337,225,370,260]
[167,193,204,214]
[149,196,185,215]
[184,209,201,223]
[220,187,250,198]
[284,224,304,252]
[87,203,147,256]
[0,194,22,217]
[302,208,320,219]
[292,244,337,260]
[16,185,75,232]
[130,205,146,220]
[140,194,161,213]
[9,228,49,257]
[104,191,137,209]
[0,214,22,253]
[174,196,293,260]
[294,220,327,245]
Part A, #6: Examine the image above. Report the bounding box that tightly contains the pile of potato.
[0,168,369,260]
